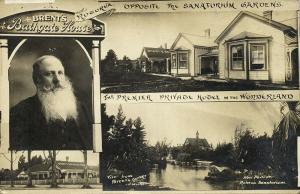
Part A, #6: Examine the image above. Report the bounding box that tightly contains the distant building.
[183,131,212,151]
[17,160,99,180]
[139,47,171,73]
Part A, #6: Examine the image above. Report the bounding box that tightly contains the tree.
[18,155,26,171]
[101,105,149,176]
[0,151,18,187]
[132,117,146,145]
[170,146,181,160]
[121,55,133,72]
[26,151,33,187]
[154,138,170,159]
[48,150,58,188]
[102,49,118,72]
[213,142,235,168]
[272,101,300,186]
[100,104,115,186]
[82,150,91,189]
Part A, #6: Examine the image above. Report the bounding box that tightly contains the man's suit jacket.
[10,95,93,150]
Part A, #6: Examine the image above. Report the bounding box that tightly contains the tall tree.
[17,154,26,171]
[49,150,58,188]
[100,104,115,186]
[26,150,33,187]
[82,150,91,189]
[102,49,118,72]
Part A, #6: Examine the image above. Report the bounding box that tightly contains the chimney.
[66,156,69,162]
[263,11,272,20]
[164,43,167,49]
[196,131,199,139]
[204,28,210,38]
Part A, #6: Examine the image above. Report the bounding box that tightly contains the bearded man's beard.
[37,78,78,123]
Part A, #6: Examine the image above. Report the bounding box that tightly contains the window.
[178,52,188,68]
[171,53,177,68]
[231,45,244,70]
[250,44,266,70]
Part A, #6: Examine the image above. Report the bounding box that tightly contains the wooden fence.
[0,178,100,185]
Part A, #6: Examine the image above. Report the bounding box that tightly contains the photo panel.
[100,101,300,191]
[9,38,93,150]
[99,10,299,93]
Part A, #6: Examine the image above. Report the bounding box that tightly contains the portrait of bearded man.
[10,55,92,150]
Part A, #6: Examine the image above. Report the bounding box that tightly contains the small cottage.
[139,47,171,73]
[20,160,99,180]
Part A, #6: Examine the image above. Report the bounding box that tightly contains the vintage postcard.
[0,0,299,193]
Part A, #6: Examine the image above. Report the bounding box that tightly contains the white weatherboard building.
[170,11,298,85]
[215,11,298,84]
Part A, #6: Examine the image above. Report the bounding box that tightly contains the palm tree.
[272,101,300,186]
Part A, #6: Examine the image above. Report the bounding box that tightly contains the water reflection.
[149,164,238,190]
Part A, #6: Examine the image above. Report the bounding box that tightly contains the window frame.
[230,44,245,71]
[249,43,267,71]
[178,51,188,69]
[171,53,177,69]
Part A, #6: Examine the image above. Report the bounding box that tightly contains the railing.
[0,178,100,185]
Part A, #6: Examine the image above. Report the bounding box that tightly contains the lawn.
[101,72,298,93]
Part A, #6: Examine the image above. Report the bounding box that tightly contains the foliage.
[118,55,133,72]
[18,155,26,170]
[169,146,181,160]
[237,131,272,170]
[102,49,118,73]
[17,154,44,171]
[154,138,170,159]
[212,142,235,167]
[101,105,149,176]
[272,102,300,186]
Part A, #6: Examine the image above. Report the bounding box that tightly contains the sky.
[106,102,282,147]
[0,0,297,60]
[97,10,297,59]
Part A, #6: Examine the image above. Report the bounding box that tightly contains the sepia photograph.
[99,10,299,93]
[9,38,93,150]
[101,101,300,190]
[0,150,101,189]
[0,0,299,193]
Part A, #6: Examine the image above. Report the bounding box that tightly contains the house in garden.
[18,160,99,180]
[170,30,218,77]
[170,11,298,85]
[139,47,171,73]
[215,11,298,84]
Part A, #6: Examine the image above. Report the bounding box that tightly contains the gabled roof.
[215,11,297,43]
[226,31,272,42]
[184,138,210,148]
[171,33,217,49]
[140,47,170,60]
